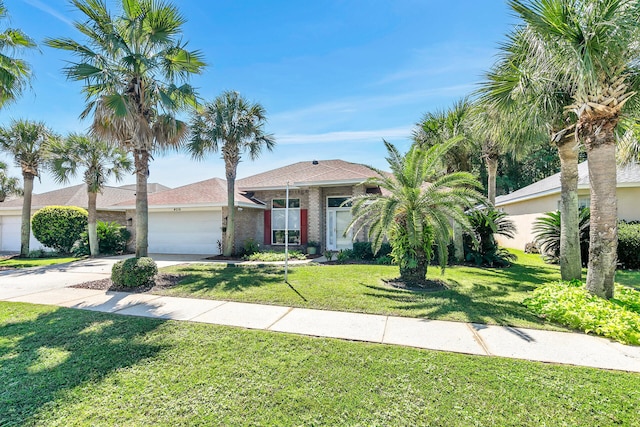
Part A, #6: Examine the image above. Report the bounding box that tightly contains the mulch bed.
[71,273,185,293]
[383,278,449,292]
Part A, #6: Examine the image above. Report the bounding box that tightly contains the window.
[271,198,300,244]
[327,196,352,208]
[578,197,590,209]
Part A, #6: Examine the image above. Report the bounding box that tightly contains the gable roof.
[0,184,138,211]
[237,159,381,190]
[495,161,640,206]
[114,177,264,209]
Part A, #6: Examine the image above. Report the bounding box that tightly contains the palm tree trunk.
[20,174,34,257]
[486,155,498,206]
[581,119,618,299]
[556,135,581,281]
[134,150,149,258]
[399,249,428,285]
[224,156,237,257]
[87,190,98,257]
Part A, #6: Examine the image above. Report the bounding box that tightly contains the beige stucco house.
[495,161,640,250]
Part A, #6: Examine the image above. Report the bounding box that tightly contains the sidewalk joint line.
[381,316,389,343]
[266,306,294,330]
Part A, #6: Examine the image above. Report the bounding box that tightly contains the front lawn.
[159,250,567,330]
[2,302,638,426]
[0,256,78,269]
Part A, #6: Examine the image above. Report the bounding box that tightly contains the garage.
[0,215,44,252]
[147,210,222,255]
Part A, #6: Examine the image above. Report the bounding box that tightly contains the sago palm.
[49,133,132,256]
[510,0,640,298]
[0,120,52,256]
[347,139,484,287]
[188,91,275,256]
[46,0,206,257]
[0,1,36,108]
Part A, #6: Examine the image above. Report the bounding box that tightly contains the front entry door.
[326,208,353,251]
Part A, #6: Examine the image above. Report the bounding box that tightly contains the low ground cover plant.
[524,280,640,345]
[243,250,307,262]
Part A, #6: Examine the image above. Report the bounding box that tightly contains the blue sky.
[2,0,514,193]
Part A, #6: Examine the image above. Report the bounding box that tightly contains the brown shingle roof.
[114,178,263,208]
[237,159,381,189]
[0,184,138,211]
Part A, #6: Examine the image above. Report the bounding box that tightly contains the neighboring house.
[0,183,168,252]
[495,161,640,250]
[0,160,384,255]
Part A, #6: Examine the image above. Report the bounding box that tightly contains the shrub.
[111,257,158,289]
[523,280,640,345]
[463,208,517,267]
[243,238,260,256]
[618,221,640,270]
[352,241,374,260]
[336,248,355,263]
[97,221,131,254]
[72,221,130,256]
[375,255,394,265]
[532,208,590,265]
[31,206,88,254]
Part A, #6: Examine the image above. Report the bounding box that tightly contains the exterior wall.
[97,210,127,225]
[497,187,640,250]
[125,209,136,252]
[618,187,640,221]
[228,207,264,253]
[308,187,322,244]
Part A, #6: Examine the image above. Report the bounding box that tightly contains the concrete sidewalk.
[1,285,639,373]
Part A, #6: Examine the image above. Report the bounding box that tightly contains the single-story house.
[0,160,383,255]
[0,183,167,252]
[495,161,640,250]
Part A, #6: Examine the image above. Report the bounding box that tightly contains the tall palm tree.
[46,0,206,257]
[347,139,485,286]
[413,98,476,262]
[49,133,132,256]
[479,25,583,281]
[0,1,36,109]
[510,0,640,298]
[188,91,275,256]
[0,160,21,202]
[0,120,52,256]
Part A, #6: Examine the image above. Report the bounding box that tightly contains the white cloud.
[22,0,74,27]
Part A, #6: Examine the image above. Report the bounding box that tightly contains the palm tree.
[49,133,132,256]
[347,139,484,286]
[0,1,36,109]
[0,160,22,202]
[46,0,206,257]
[413,98,476,262]
[0,120,52,256]
[188,91,275,256]
[479,25,583,281]
[510,0,640,298]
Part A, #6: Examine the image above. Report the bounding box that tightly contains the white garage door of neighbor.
[0,215,44,252]
[148,210,222,254]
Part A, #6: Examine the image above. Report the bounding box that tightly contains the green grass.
[0,256,78,269]
[1,302,638,426]
[159,250,568,330]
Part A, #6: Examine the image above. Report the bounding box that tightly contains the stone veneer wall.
[222,206,264,253]
[97,210,127,226]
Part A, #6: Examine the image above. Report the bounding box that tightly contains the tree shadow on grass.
[167,265,285,294]
[0,304,165,425]
[360,275,553,328]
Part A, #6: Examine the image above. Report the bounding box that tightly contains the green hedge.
[111,257,157,289]
[618,222,640,270]
[31,206,88,254]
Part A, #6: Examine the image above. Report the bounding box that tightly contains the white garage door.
[148,210,222,255]
[0,215,44,252]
